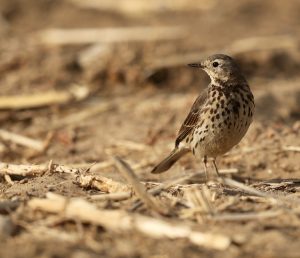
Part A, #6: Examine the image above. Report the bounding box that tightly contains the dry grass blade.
[28,193,230,250]
[131,171,206,211]
[150,171,210,195]
[211,210,283,221]
[219,168,239,174]
[37,26,187,46]
[221,178,275,198]
[253,179,300,187]
[282,146,300,152]
[4,174,14,185]
[182,185,215,222]
[90,192,132,201]
[222,178,300,206]
[0,86,89,110]
[200,185,215,214]
[67,0,216,15]
[185,186,213,213]
[113,156,168,215]
[0,129,45,152]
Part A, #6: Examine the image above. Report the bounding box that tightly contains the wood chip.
[75,174,132,193]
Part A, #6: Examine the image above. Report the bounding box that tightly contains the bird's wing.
[175,88,208,148]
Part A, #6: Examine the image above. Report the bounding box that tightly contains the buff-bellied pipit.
[151,54,255,178]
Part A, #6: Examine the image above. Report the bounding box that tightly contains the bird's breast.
[191,85,254,157]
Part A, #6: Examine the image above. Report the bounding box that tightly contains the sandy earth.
[0,0,299,257]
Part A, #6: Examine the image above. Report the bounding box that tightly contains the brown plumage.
[151,54,255,177]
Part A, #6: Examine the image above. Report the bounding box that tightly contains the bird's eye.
[212,62,219,67]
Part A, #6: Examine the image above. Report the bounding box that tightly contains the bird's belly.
[192,111,252,158]
[205,124,249,157]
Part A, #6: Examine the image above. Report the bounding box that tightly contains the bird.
[151,54,255,178]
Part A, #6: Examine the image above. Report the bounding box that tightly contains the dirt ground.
[0,0,300,257]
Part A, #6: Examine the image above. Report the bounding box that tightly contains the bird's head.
[188,54,244,84]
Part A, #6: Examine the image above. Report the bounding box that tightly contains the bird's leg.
[212,158,221,177]
[202,156,208,180]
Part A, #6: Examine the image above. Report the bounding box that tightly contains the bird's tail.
[151,148,189,174]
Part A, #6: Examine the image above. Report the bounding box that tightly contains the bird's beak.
[188,63,204,68]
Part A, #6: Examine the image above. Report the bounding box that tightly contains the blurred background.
[0,0,299,162]
[0,1,300,257]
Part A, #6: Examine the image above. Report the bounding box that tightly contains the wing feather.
[175,89,208,147]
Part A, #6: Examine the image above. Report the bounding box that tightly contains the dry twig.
[28,193,230,250]
[75,174,132,193]
[113,156,168,215]
[0,162,80,177]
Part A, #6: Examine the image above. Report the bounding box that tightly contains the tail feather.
[151,148,189,174]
